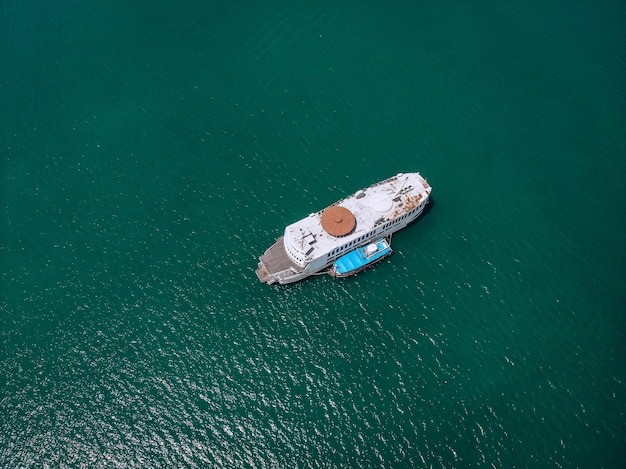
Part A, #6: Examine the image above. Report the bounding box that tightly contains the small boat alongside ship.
[328,238,392,278]
[256,172,431,285]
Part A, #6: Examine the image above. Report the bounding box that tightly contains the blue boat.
[328,238,393,278]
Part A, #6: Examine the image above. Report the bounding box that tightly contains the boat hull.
[256,172,431,285]
[328,250,392,278]
[328,239,393,278]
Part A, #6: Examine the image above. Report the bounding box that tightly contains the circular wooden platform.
[320,206,356,236]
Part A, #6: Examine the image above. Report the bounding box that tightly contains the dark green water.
[2,1,625,467]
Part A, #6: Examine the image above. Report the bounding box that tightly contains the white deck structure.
[256,172,431,285]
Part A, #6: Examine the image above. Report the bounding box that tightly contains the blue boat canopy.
[333,239,392,276]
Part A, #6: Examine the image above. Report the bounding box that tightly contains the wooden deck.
[255,237,301,283]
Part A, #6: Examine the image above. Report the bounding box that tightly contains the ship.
[255,172,431,285]
[328,238,393,278]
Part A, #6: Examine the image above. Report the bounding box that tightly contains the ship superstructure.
[256,172,431,285]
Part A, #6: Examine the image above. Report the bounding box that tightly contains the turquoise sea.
[2,1,625,467]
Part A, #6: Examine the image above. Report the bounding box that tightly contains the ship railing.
[275,267,298,282]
